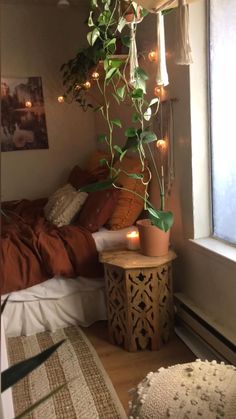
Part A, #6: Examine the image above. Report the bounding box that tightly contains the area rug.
[7,326,127,419]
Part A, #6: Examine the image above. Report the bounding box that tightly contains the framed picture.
[1,76,49,152]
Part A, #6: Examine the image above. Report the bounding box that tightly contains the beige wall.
[1,3,96,201]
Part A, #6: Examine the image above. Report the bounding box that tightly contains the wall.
[1,2,96,201]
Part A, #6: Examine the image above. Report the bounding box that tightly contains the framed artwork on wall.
[1,76,49,152]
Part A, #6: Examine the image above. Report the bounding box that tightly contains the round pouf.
[129,360,236,418]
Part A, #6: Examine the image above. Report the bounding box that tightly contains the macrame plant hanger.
[129,22,139,87]
[175,0,193,64]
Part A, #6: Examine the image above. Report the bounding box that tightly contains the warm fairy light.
[57,95,65,103]
[126,230,140,250]
[25,100,32,108]
[83,81,91,89]
[148,50,157,62]
[154,85,167,101]
[91,71,100,80]
[75,84,81,91]
[156,138,167,150]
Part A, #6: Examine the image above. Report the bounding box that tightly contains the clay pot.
[136,218,170,257]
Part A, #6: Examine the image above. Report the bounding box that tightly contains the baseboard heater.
[174,292,236,366]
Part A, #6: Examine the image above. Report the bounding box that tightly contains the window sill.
[189,237,236,266]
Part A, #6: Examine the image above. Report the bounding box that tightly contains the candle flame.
[127,231,139,238]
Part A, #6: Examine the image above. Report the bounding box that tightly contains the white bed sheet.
[2,226,136,337]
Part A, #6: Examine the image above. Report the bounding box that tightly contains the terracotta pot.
[136,219,170,257]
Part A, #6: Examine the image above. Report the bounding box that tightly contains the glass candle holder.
[126,231,140,250]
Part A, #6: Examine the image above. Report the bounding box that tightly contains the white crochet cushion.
[44,183,88,227]
[129,360,236,419]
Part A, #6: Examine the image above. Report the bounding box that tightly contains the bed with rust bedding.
[1,198,103,295]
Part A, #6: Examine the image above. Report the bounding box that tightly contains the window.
[209,0,236,245]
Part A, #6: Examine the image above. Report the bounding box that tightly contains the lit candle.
[126,231,140,251]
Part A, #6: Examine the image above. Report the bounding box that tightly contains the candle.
[126,230,140,251]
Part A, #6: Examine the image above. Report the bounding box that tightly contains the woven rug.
[7,325,127,419]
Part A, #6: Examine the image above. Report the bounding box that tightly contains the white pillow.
[44,184,88,227]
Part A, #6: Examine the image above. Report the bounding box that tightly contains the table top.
[99,249,177,269]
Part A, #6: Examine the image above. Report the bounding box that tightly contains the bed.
[1,151,146,338]
[1,198,136,337]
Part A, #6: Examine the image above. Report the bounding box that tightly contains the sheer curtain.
[210,0,236,245]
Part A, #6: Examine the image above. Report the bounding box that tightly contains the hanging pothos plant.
[60,0,173,233]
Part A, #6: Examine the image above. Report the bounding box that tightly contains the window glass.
[210,0,236,245]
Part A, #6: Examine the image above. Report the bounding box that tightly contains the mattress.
[2,226,136,337]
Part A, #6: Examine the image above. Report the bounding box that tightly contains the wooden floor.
[82,321,195,414]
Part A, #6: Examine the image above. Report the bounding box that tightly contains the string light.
[83,81,91,90]
[75,84,81,91]
[156,138,167,151]
[148,50,157,62]
[91,71,100,80]
[154,85,167,101]
[57,95,65,103]
[25,100,32,108]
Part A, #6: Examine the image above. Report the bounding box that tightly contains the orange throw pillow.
[107,156,147,230]
[85,149,110,178]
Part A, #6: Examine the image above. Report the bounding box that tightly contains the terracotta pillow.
[85,149,110,178]
[107,156,147,230]
[75,188,120,233]
[67,165,97,190]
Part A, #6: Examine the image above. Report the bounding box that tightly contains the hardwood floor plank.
[82,321,195,414]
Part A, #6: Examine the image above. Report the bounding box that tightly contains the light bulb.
[57,0,70,9]
[57,95,65,103]
[25,100,32,108]
[148,50,157,62]
[154,85,167,101]
[156,139,167,150]
[83,81,91,90]
[91,71,100,80]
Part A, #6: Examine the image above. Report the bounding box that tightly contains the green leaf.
[143,107,152,121]
[90,0,98,7]
[135,67,149,81]
[131,88,144,99]
[108,58,123,69]
[99,158,108,166]
[123,136,139,151]
[118,17,126,33]
[103,58,109,71]
[105,38,116,48]
[1,295,10,314]
[111,119,122,128]
[132,113,140,123]
[97,134,107,142]
[114,145,123,154]
[120,149,127,161]
[105,67,117,81]
[117,85,126,100]
[140,131,157,143]
[87,28,100,46]
[79,178,117,193]
[112,93,120,105]
[126,173,144,180]
[147,207,174,232]
[1,340,66,392]
[121,35,131,47]
[88,11,94,27]
[15,383,68,419]
[149,98,159,107]
[125,127,137,138]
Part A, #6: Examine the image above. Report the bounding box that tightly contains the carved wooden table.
[99,249,177,352]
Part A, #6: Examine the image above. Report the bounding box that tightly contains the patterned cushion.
[107,156,148,230]
[44,184,88,227]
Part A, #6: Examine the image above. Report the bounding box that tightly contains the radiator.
[174,292,236,366]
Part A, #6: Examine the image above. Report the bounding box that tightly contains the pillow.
[45,184,88,227]
[107,156,147,230]
[67,165,97,190]
[75,188,120,233]
[84,149,110,178]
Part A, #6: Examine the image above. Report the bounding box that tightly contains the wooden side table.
[99,249,177,352]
